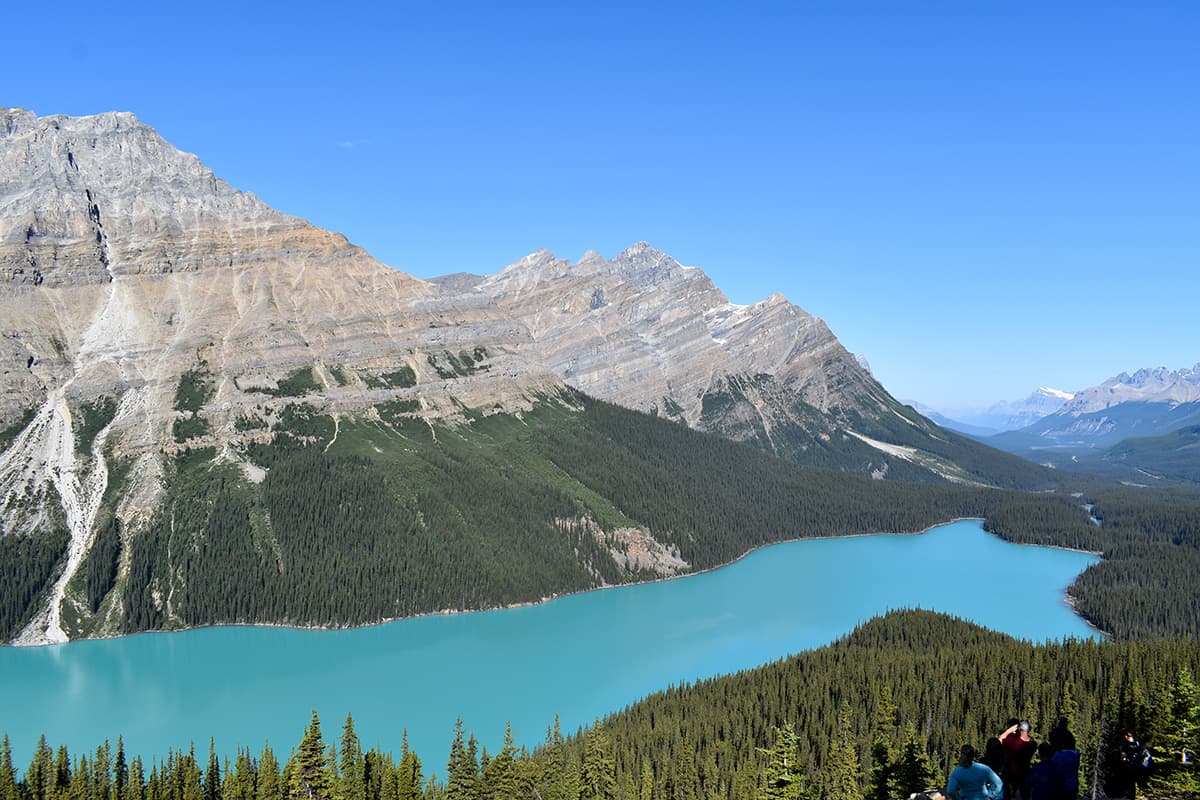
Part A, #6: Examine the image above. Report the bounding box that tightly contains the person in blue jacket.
[948,743,1004,800]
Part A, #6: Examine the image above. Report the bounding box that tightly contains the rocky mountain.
[0,109,1059,645]
[0,108,561,643]
[1060,365,1200,414]
[986,365,1200,462]
[434,247,1052,487]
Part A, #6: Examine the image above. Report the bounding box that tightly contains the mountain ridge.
[0,109,1062,644]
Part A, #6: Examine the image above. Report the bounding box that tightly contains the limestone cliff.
[441,244,1014,484]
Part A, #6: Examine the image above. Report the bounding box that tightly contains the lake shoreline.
[8,516,1104,647]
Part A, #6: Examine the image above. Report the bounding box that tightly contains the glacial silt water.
[0,520,1098,768]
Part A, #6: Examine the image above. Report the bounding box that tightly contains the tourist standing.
[947,744,1004,800]
[999,720,1037,799]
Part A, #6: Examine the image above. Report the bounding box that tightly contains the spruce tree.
[256,746,282,800]
[639,762,654,800]
[204,741,220,800]
[867,687,898,800]
[579,721,616,800]
[114,739,128,800]
[27,735,54,800]
[394,733,421,800]
[0,735,18,800]
[757,725,806,800]
[537,719,566,800]
[482,724,518,800]
[445,719,477,800]
[95,742,114,800]
[337,715,365,800]
[1147,667,1200,796]
[225,750,256,800]
[183,745,204,800]
[825,705,861,800]
[891,723,935,798]
[128,757,145,800]
[53,746,71,800]
[290,713,333,800]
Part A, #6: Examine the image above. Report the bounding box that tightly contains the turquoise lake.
[0,520,1099,770]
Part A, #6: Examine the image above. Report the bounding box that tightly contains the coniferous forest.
[89,393,1200,642]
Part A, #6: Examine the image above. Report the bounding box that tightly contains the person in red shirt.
[999,720,1038,800]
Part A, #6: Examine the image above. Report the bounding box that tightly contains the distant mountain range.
[1,108,1061,643]
[914,387,1075,435]
[980,365,1200,483]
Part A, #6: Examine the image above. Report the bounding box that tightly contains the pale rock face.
[1,108,558,431]
[473,242,885,435]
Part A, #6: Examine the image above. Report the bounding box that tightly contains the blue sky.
[7,1,1197,409]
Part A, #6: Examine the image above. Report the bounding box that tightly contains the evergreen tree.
[204,741,220,800]
[146,765,160,800]
[445,720,477,800]
[395,733,422,800]
[337,715,365,800]
[128,756,145,800]
[182,745,204,800]
[511,750,541,800]
[1060,682,1079,729]
[225,750,256,800]
[1165,666,1199,763]
[95,742,114,800]
[1147,666,1200,797]
[27,735,54,800]
[256,746,282,800]
[290,713,333,800]
[639,762,654,800]
[53,746,71,800]
[664,738,696,800]
[757,725,806,800]
[0,736,18,800]
[481,724,518,800]
[891,723,935,798]
[114,740,129,800]
[579,721,616,800]
[867,687,897,800]
[824,705,860,800]
[537,719,567,800]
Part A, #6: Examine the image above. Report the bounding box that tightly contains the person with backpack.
[1024,743,1059,799]
[1118,731,1151,798]
[1049,743,1081,799]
